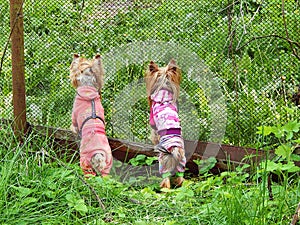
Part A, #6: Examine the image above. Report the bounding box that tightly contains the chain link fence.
[0,0,299,147]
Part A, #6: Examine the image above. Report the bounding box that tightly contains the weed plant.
[0,119,299,224]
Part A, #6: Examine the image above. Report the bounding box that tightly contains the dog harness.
[149,89,186,174]
[77,97,105,139]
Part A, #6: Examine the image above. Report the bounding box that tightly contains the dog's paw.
[172,177,185,187]
[160,177,171,189]
[91,153,106,175]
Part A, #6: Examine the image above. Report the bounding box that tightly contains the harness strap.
[78,99,105,139]
[154,144,172,155]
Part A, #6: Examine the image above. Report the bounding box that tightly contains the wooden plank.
[10,0,27,138]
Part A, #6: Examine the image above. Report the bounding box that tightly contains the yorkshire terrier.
[145,59,186,189]
[70,54,112,177]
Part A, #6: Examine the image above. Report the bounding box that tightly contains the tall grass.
[0,120,299,224]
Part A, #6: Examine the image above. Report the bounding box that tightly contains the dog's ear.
[72,53,80,64]
[93,54,104,90]
[70,54,80,88]
[149,61,158,73]
[167,59,178,72]
[93,54,103,69]
[167,59,181,87]
[94,54,101,61]
[70,54,80,71]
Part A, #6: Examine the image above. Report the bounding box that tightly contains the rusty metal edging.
[28,123,285,175]
[1,119,298,175]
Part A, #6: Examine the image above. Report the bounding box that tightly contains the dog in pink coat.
[145,59,186,189]
[70,54,112,177]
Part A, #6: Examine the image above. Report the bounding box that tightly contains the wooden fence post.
[10,0,27,140]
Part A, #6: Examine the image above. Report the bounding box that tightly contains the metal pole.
[10,0,27,140]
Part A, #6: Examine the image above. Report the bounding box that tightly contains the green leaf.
[282,121,300,140]
[256,126,274,136]
[66,194,76,207]
[129,159,139,166]
[236,164,250,173]
[175,187,194,201]
[129,154,147,166]
[284,106,296,115]
[135,154,146,161]
[290,154,300,161]
[141,187,156,195]
[43,190,56,199]
[272,126,285,139]
[161,188,175,193]
[145,156,157,165]
[280,162,300,172]
[275,144,292,159]
[261,160,281,172]
[286,165,300,173]
[11,186,33,197]
[196,157,217,174]
[282,120,300,133]
[74,199,88,215]
[286,131,294,140]
[281,162,295,171]
[113,160,123,168]
[21,197,38,206]
[66,194,88,215]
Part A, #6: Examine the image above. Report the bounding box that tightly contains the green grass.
[0,121,299,224]
[0,1,300,222]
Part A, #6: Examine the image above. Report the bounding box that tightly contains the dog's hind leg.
[158,146,186,189]
[159,152,175,189]
[150,129,160,145]
[160,173,171,189]
[172,172,185,187]
[171,147,186,187]
[91,153,106,176]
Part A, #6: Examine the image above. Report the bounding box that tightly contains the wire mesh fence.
[0,0,299,147]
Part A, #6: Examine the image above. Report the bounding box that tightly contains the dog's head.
[70,54,104,91]
[145,59,181,104]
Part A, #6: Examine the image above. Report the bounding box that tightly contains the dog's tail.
[156,146,185,173]
[91,153,106,176]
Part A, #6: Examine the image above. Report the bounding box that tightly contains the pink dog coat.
[149,89,186,174]
[72,86,112,176]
